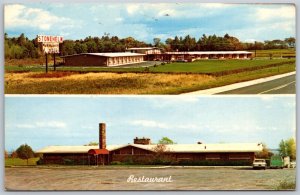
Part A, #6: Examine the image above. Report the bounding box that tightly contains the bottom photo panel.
[5,95,296,191]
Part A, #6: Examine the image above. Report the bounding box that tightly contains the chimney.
[99,123,106,149]
[134,137,151,145]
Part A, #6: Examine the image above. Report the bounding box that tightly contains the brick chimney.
[134,137,151,145]
[99,123,106,149]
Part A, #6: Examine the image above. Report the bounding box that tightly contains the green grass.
[153,63,295,94]
[249,49,296,58]
[6,59,294,74]
[5,62,295,94]
[147,59,294,73]
[5,158,40,166]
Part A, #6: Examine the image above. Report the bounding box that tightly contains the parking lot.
[5,166,296,190]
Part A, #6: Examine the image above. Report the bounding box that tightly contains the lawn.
[5,158,40,166]
[147,59,294,73]
[249,49,296,58]
[5,62,295,94]
[5,59,295,74]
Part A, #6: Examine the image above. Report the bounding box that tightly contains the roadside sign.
[37,35,63,43]
[37,35,64,72]
[42,43,60,54]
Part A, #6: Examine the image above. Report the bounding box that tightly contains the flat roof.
[37,143,263,154]
[165,51,253,55]
[62,52,145,58]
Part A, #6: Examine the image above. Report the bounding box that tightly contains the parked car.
[290,161,296,168]
[253,159,267,170]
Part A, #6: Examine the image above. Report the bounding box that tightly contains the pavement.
[183,71,296,95]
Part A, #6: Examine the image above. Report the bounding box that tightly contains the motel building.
[126,47,162,61]
[162,51,253,62]
[36,123,263,166]
[61,52,145,67]
[61,48,253,67]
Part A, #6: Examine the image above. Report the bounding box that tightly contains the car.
[290,161,296,168]
[253,159,267,170]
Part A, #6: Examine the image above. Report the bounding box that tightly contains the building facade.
[62,53,145,67]
[37,123,263,166]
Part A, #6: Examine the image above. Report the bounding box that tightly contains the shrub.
[275,180,296,190]
[36,158,43,165]
[63,158,75,165]
[110,161,123,165]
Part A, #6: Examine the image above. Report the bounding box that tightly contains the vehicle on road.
[270,155,284,169]
[253,159,267,170]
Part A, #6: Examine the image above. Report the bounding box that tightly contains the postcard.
[3,1,297,192]
[4,96,296,190]
[4,3,295,95]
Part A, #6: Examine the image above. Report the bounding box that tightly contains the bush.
[176,160,252,166]
[63,158,75,165]
[275,180,296,190]
[110,161,123,165]
[36,158,43,165]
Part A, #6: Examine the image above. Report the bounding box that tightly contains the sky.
[4,3,295,43]
[5,96,295,151]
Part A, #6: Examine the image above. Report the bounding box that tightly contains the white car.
[253,159,267,170]
[290,161,296,168]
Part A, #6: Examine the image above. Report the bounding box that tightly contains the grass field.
[6,59,295,74]
[249,49,296,58]
[5,158,40,166]
[5,62,295,94]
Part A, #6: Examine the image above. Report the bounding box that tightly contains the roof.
[61,52,145,58]
[36,145,122,154]
[126,47,159,50]
[88,149,109,155]
[165,51,253,55]
[37,143,263,154]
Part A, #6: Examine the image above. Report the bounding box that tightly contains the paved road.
[5,167,296,190]
[218,74,296,94]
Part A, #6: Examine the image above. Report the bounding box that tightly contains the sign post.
[45,54,48,73]
[37,35,63,73]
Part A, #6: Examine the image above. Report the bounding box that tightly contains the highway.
[217,74,296,94]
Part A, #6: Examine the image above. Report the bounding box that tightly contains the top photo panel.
[4,3,296,95]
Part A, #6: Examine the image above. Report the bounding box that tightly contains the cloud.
[130,120,169,129]
[14,121,67,129]
[5,4,75,30]
[255,6,295,21]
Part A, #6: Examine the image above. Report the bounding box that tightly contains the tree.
[84,142,98,146]
[278,138,296,160]
[16,144,35,165]
[74,42,87,54]
[279,139,286,157]
[153,38,161,47]
[61,40,75,56]
[10,150,18,158]
[255,143,273,159]
[285,138,296,160]
[5,150,9,158]
[158,137,176,145]
[284,37,296,48]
